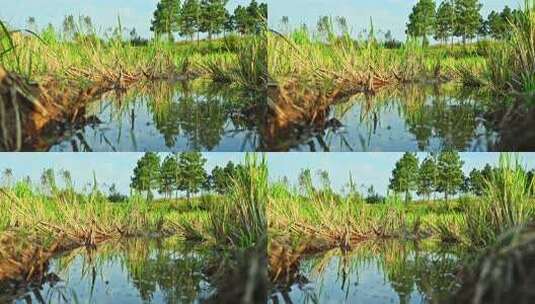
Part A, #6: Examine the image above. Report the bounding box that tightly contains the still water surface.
[270,240,466,304]
[16,82,531,152]
[3,237,264,304]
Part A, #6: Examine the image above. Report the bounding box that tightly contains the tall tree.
[436,151,465,201]
[417,155,438,201]
[223,10,235,33]
[246,0,262,33]
[199,0,228,40]
[131,152,161,200]
[454,0,482,44]
[233,5,249,34]
[210,161,241,194]
[468,164,493,196]
[434,0,455,44]
[180,0,200,41]
[63,15,76,40]
[406,0,436,46]
[151,0,182,41]
[177,152,207,200]
[159,154,179,199]
[389,152,420,204]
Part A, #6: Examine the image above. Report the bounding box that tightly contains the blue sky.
[0,153,534,196]
[0,0,257,39]
[269,0,522,40]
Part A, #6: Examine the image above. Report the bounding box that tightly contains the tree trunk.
[445,191,448,202]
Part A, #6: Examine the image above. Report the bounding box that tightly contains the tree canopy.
[389,152,419,204]
[151,0,265,41]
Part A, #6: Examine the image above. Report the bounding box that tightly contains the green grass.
[0,156,268,251]
[210,153,268,248]
[0,20,265,91]
[269,10,532,97]
[269,27,486,92]
[488,0,535,94]
[268,154,535,252]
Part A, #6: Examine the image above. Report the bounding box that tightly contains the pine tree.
[180,0,200,41]
[436,151,465,202]
[177,152,207,200]
[434,0,455,45]
[223,10,235,33]
[210,161,241,194]
[151,0,181,41]
[159,154,179,199]
[454,0,482,44]
[389,152,420,204]
[233,5,249,34]
[406,0,436,46]
[417,155,438,201]
[131,152,161,201]
[199,0,229,40]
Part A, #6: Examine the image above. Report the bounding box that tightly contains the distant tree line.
[150,0,267,41]
[130,152,243,200]
[407,0,525,45]
[388,152,535,204]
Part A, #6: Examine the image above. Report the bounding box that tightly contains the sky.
[1,153,534,196]
[269,0,523,40]
[0,0,258,39]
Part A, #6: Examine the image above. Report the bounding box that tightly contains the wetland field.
[0,153,267,303]
[1,152,535,303]
[268,152,535,304]
[0,0,267,152]
[267,0,535,152]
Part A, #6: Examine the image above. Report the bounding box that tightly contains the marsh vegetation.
[268,152,535,303]
[267,1,535,151]
[0,153,267,303]
[0,0,267,151]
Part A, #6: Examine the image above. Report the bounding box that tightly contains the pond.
[5,82,532,152]
[1,237,266,303]
[267,84,526,152]
[10,80,263,152]
[269,240,468,304]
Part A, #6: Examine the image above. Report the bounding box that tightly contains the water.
[2,237,266,304]
[45,81,262,152]
[273,85,506,152]
[9,82,532,152]
[269,240,466,304]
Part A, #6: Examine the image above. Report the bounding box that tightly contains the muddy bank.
[0,232,78,294]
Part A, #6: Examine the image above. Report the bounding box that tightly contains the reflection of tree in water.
[124,238,207,303]
[351,85,489,151]
[148,82,249,150]
[38,237,266,304]
[279,240,464,304]
[49,238,211,303]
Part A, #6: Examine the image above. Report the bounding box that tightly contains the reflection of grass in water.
[330,84,491,151]
[298,240,465,303]
[52,237,211,303]
[81,79,255,150]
